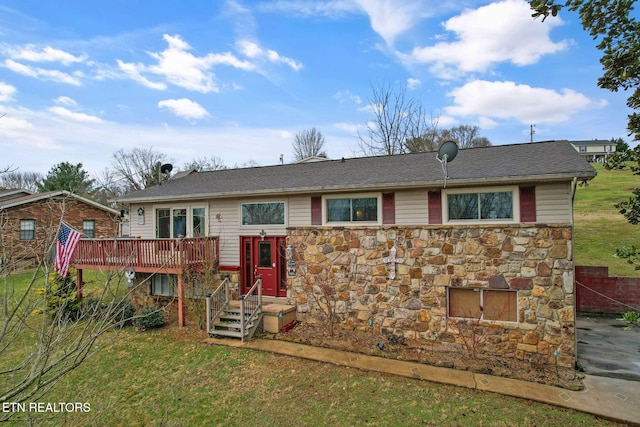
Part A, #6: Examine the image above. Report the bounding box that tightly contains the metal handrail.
[205,276,230,334]
[239,276,262,342]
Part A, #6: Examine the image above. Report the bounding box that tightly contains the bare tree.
[183,156,228,172]
[111,147,173,192]
[232,160,260,169]
[358,82,437,156]
[439,125,492,149]
[292,127,327,161]
[92,168,125,207]
[0,200,126,420]
[0,171,43,192]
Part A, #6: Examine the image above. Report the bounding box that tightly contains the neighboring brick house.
[0,190,121,269]
[94,140,596,369]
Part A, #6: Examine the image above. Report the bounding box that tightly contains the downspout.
[570,176,578,368]
[571,177,578,201]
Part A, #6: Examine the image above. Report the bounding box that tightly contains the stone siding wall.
[288,225,576,367]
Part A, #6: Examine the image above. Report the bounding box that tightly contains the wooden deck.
[71,236,219,273]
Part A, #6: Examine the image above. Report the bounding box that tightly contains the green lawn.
[574,164,640,276]
[3,326,620,427]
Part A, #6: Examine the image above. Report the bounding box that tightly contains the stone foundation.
[287,225,576,368]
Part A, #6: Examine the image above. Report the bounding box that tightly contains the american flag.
[54,222,82,278]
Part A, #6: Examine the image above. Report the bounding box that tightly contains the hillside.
[574,163,640,277]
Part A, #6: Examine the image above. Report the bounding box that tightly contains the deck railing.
[206,276,231,334]
[239,276,262,342]
[72,237,219,272]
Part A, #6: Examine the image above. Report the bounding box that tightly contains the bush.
[112,301,136,327]
[133,306,165,331]
[46,271,82,322]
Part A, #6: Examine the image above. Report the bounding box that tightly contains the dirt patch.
[270,322,585,391]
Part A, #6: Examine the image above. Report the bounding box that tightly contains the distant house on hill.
[569,139,615,162]
[71,141,596,369]
[0,190,121,270]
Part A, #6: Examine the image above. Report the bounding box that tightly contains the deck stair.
[211,301,263,339]
[206,275,264,342]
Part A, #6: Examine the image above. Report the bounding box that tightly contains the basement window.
[448,288,517,322]
[152,274,177,296]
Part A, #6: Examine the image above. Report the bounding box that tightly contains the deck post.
[177,273,185,327]
[76,268,83,300]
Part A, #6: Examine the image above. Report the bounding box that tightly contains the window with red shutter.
[382,193,395,224]
[311,196,322,225]
[428,190,442,224]
[519,187,536,222]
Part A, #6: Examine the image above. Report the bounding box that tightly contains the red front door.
[241,236,287,297]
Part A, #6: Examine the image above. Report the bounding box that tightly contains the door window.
[258,241,272,268]
[172,209,187,237]
[156,209,170,238]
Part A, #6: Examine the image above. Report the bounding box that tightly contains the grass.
[4,326,621,427]
[574,164,640,276]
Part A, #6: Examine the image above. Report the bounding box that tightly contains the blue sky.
[0,0,634,176]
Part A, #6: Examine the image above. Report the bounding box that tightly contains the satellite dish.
[160,163,173,174]
[436,140,458,162]
[435,140,458,188]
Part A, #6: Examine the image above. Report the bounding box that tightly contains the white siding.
[288,195,310,227]
[395,189,429,225]
[129,203,154,238]
[536,183,573,224]
[210,197,289,266]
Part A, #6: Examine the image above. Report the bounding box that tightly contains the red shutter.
[382,192,395,224]
[519,186,536,222]
[428,190,442,224]
[311,196,322,225]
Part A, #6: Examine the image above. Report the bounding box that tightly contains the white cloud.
[445,80,594,124]
[333,90,362,105]
[3,59,82,85]
[48,106,106,123]
[117,34,259,93]
[116,59,167,90]
[5,44,86,65]
[0,115,33,132]
[256,0,359,18]
[146,34,221,93]
[353,0,435,45]
[333,121,362,134]
[402,0,568,76]
[158,98,210,120]
[236,40,303,71]
[53,96,77,106]
[406,77,421,90]
[0,82,17,102]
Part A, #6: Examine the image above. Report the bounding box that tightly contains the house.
[569,139,615,162]
[72,140,596,368]
[0,190,121,270]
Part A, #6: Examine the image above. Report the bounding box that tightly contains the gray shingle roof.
[115,141,597,203]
